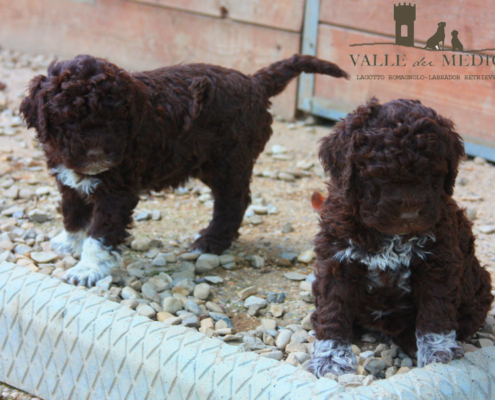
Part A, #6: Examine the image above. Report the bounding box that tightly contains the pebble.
[162,297,183,314]
[209,312,234,328]
[361,333,378,343]
[121,299,138,309]
[151,210,162,221]
[193,283,211,300]
[401,357,413,367]
[476,338,494,347]
[285,341,307,353]
[275,329,293,350]
[200,318,214,330]
[364,357,386,375]
[397,367,411,374]
[278,172,295,182]
[121,286,142,300]
[283,272,307,281]
[300,291,315,303]
[338,374,365,387]
[291,330,309,343]
[385,366,398,378]
[157,311,174,322]
[131,238,151,251]
[205,301,224,313]
[281,222,294,233]
[203,276,223,284]
[243,336,266,351]
[251,255,265,269]
[266,292,286,303]
[285,353,301,366]
[297,250,315,264]
[195,253,220,273]
[301,314,312,330]
[351,344,361,356]
[270,304,285,317]
[215,320,229,330]
[95,276,112,291]
[474,156,487,165]
[479,225,495,234]
[30,251,58,263]
[182,315,200,328]
[260,318,277,330]
[163,317,182,327]
[35,186,52,196]
[238,286,258,300]
[14,244,31,255]
[180,252,200,261]
[152,255,167,267]
[137,304,156,318]
[244,296,267,309]
[251,205,268,215]
[185,300,203,315]
[292,352,311,364]
[4,185,19,199]
[248,215,263,225]
[262,351,284,361]
[135,211,151,221]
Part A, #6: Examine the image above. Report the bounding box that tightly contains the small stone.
[278,172,295,182]
[301,314,312,330]
[121,286,142,300]
[95,276,112,291]
[162,297,183,314]
[479,225,495,234]
[323,372,338,381]
[352,344,361,356]
[142,283,160,302]
[262,350,284,361]
[35,186,52,196]
[30,251,58,263]
[381,348,398,359]
[19,188,35,199]
[251,205,268,215]
[215,320,229,330]
[219,254,235,265]
[374,343,389,356]
[205,301,224,313]
[4,185,19,199]
[209,312,234,328]
[244,295,267,309]
[14,244,31,255]
[285,341,307,353]
[292,352,311,364]
[385,366,398,378]
[285,353,301,366]
[135,211,151,221]
[474,156,487,165]
[283,272,307,281]
[121,299,138,309]
[204,276,223,284]
[476,338,494,348]
[361,333,378,343]
[297,250,315,264]
[195,253,220,273]
[397,367,411,374]
[300,291,315,303]
[299,281,312,292]
[338,374,365,387]
[151,210,162,221]
[280,252,298,262]
[157,311,174,322]
[243,336,266,351]
[180,252,200,261]
[248,215,263,225]
[281,222,294,233]
[152,255,167,267]
[401,357,413,367]
[364,357,386,375]
[467,207,477,221]
[137,304,156,318]
[193,283,211,300]
[260,318,277,330]
[0,241,14,252]
[291,330,309,343]
[238,285,258,300]
[266,292,286,303]
[270,304,285,317]
[251,255,265,269]
[461,343,479,353]
[359,350,375,363]
[276,330,293,350]
[163,317,182,327]
[200,318,214,330]
[185,300,203,315]
[148,276,169,292]
[131,238,151,251]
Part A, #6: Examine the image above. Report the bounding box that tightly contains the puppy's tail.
[252,54,349,98]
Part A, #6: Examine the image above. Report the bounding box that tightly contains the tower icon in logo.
[394,3,416,47]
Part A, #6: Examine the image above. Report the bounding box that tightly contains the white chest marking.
[334,234,435,292]
[52,165,100,195]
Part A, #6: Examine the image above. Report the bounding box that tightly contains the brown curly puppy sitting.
[20,54,348,287]
[308,98,493,377]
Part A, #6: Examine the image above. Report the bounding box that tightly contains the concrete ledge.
[0,263,494,400]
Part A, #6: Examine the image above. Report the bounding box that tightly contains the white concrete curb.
[0,263,494,400]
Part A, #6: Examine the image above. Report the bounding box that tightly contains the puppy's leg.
[51,185,93,257]
[307,270,357,377]
[192,168,252,254]
[415,264,464,367]
[65,190,138,287]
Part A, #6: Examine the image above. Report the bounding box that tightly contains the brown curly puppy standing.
[308,98,493,377]
[20,54,348,287]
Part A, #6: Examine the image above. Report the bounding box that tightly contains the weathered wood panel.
[320,0,495,52]
[132,0,305,32]
[0,0,301,118]
[314,24,495,145]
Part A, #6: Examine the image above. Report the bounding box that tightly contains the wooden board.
[320,0,495,52]
[0,0,301,118]
[132,0,305,32]
[313,24,495,145]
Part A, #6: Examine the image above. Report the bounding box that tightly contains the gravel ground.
[0,47,495,397]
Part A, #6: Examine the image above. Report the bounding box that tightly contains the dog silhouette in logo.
[451,30,464,51]
[426,22,446,50]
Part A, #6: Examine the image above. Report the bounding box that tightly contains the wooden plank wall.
[313,0,495,148]
[0,0,304,118]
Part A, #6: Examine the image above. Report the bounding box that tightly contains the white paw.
[306,339,357,378]
[64,237,122,287]
[416,330,464,367]
[50,230,86,257]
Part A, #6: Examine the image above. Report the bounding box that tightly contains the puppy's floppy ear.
[19,74,49,141]
[442,121,465,196]
[319,97,381,182]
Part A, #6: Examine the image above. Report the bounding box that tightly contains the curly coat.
[308,98,493,377]
[20,54,348,286]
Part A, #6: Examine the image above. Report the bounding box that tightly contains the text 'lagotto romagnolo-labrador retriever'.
[308,98,493,377]
[20,54,348,286]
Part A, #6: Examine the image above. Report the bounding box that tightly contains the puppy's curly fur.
[20,54,348,286]
[308,98,493,377]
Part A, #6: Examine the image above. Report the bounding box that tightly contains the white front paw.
[307,339,357,378]
[64,237,122,287]
[51,230,86,257]
[416,330,464,367]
